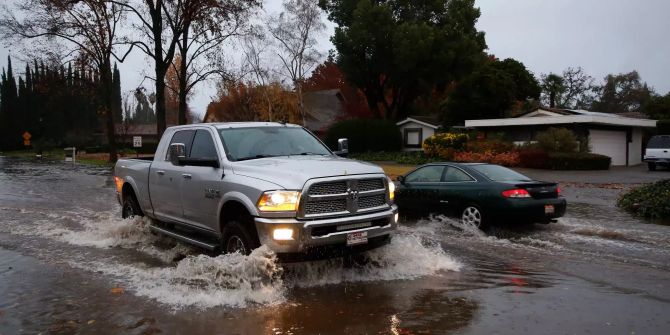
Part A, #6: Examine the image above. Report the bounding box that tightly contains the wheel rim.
[226,236,246,254]
[123,201,135,218]
[462,206,482,227]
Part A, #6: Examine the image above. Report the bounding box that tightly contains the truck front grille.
[301,177,388,217]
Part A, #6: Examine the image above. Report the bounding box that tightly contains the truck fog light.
[273,228,294,240]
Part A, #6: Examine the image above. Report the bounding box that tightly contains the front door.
[397,165,445,216]
[181,129,224,232]
[149,129,195,221]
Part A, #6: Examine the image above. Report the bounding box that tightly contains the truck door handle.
[182,174,192,179]
[156,170,165,175]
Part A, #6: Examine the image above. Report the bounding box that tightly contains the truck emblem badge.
[347,188,359,201]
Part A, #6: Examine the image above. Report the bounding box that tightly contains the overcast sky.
[2,0,669,120]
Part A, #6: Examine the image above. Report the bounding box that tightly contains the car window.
[471,164,531,181]
[405,166,444,183]
[190,130,218,160]
[166,129,195,160]
[443,166,474,182]
[647,136,670,149]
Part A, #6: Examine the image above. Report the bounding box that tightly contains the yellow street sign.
[23,139,31,146]
[22,132,32,140]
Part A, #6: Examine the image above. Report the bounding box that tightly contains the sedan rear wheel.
[461,205,483,228]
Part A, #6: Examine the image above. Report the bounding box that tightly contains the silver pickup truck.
[113,122,398,258]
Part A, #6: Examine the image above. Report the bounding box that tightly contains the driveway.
[516,164,669,185]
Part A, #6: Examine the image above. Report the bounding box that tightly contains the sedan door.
[180,129,225,232]
[436,165,478,216]
[396,165,445,215]
[149,129,195,221]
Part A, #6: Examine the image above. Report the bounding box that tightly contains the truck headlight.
[257,191,301,212]
[387,177,395,201]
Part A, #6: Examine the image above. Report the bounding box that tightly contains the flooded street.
[1,157,669,334]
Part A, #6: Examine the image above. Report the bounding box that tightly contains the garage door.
[589,129,626,166]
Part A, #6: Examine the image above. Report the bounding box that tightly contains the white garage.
[397,116,442,151]
[465,108,657,166]
[589,129,627,166]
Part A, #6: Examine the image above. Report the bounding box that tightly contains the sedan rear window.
[647,136,670,149]
[471,164,532,181]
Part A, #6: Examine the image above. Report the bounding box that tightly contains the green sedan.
[395,163,567,227]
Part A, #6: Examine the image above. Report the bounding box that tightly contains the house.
[303,89,346,135]
[396,116,442,151]
[464,107,657,166]
[114,123,165,147]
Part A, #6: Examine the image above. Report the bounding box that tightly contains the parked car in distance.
[113,123,398,259]
[395,163,566,228]
[644,135,670,171]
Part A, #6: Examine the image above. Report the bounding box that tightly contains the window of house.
[404,128,422,148]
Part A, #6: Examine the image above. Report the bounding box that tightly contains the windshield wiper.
[293,152,328,156]
[235,154,279,161]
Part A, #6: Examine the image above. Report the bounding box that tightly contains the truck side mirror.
[334,138,349,157]
[169,143,186,166]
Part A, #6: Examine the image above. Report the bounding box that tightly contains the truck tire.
[122,193,143,219]
[221,220,260,255]
[648,162,657,171]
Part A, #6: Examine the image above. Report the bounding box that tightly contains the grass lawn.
[373,162,416,179]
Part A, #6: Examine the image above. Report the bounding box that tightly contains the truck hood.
[231,155,385,189]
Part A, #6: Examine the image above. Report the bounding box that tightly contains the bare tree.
[243,29,275,121]
[172,0,260,125]
[0,0,131,162]
[561,67,597,109]
[110,0,185,136]
[268,0,325,125]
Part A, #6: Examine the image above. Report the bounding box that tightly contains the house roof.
[465,107,657,128]
[397,115,441,129]
[303,89,346,132]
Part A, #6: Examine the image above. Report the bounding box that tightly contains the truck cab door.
[180,129,224,232]
[149,129,195,222]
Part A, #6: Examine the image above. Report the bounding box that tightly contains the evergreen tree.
[112,64,122,121]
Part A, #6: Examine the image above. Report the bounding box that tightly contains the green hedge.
[658,120,670,135]
[547,152,611,170]
[324,119,402,153]
[349,151,440,165]
[618,179,670,219]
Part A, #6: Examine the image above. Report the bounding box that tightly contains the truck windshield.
[218,127,332,161]
[647,136,670,149]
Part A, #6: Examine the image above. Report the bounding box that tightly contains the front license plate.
[544,205,555,214]
[347,231,368,246]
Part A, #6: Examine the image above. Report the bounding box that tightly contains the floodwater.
[1,157,669,334]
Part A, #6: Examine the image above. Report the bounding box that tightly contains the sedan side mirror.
[334,138,349,157]
[169,143,186,166]
[396,175,405,184]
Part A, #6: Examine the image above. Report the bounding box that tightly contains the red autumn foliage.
[303,61,372,119]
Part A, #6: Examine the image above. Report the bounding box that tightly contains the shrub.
[618,180,670,219]
[453,150,519,167]
[324,119,402,153]
[466,139,515,154]
[422,132,469,158]
[536,127,579,153]
[518,148,550,169]
[349,151,439,165]
[547,152,611,170]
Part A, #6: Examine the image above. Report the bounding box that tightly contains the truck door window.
[166,130,195,160]
[190,130,218,160]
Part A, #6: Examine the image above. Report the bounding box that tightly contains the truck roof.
[165,122,303,132]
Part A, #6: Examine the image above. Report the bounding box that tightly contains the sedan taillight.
[502,188,531,198]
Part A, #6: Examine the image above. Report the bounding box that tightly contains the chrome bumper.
[254,205,398,253]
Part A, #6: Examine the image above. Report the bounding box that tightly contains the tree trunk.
[297,82,305,126]
[550,90,556,108]
[151,2,167,136]
[100,61,117,162]
[178,25,189,125]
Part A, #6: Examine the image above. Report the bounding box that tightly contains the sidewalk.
[515,164,668,184]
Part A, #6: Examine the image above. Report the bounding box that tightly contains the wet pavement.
[1,156,669,335]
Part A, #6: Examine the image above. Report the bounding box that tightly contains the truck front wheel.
[122,193,143,219]
[221,221,259,255]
